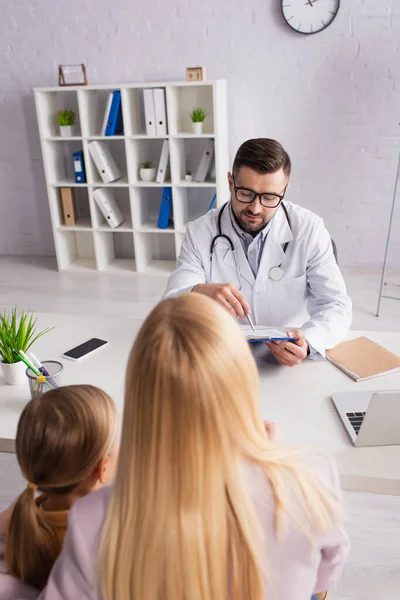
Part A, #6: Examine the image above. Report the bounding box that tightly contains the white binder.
[194,139,214,183]
[153,88,167,136]
[93,188,124,228]
[88,141,121,184]
[143,89,156,136]
[101,92,113,136]
[156,140,169,184]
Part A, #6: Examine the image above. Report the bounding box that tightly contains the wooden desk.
[1,314,399,494]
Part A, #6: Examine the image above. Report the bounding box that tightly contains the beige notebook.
[326,336,400,382]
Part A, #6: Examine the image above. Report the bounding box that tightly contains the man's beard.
[233,208,268,236]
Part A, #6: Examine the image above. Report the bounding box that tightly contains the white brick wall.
[1,0,399,265]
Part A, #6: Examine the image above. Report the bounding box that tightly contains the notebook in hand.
[326,336,400,382]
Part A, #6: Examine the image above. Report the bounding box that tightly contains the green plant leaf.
[57,109,76,126]
[0,309,54,364]
[189,108,208,123]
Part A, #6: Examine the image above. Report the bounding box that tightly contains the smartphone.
[62,338,108,361]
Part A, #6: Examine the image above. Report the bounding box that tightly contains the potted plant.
[139,161,156,182]
[0,309,54,386]
[185,171,193,182]
[189,108,208,134]
[57,109,76,137]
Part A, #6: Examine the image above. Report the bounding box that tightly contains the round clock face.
[281,0,340,35]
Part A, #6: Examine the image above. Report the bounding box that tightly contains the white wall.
[1,0,400,265]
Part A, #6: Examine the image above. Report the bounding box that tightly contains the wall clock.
[281,0,340,35]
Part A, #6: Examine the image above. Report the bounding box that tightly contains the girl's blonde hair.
[100,294,338,600]
[6,384,117,590]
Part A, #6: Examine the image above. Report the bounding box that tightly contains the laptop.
[331,390,400,447]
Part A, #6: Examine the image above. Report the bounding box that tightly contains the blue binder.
[157,187,172,229]
[207,193,216,211]
[72,150,86,184]
[105,91,123,136]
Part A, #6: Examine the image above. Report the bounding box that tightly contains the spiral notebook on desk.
[326,336,400,382]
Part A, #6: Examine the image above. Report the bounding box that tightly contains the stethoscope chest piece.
[269,266,284,281]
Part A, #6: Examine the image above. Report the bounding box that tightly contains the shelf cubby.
[166,84,214,135]
[169,137,216,185]
[35,80,228,275]
[56,230,96,271]
[44,139,85,185]
[131,187,173,232]
[94,231,136,272]
[54,187,92,230]
[78,88,124,137]
[173,186,216,233]
[126,138,171,184]
[91,186,133,230]
[135,231,176,274]
[85,139,127,186]
[35,90,81,138]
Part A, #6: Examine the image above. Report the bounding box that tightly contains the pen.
[13,350,40,376]
[15,350,54,390]
[246,313,256,333]
[29,352,58,389]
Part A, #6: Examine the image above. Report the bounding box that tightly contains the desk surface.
[1,313,399,495]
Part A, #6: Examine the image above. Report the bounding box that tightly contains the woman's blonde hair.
[100,294,338,600]
[6,384,117,590]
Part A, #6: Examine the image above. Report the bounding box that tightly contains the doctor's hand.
[265,329,309,368]
[192,283,251,319]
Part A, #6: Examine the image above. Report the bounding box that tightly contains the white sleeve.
[301,218,352,357]
[162,223,207,300]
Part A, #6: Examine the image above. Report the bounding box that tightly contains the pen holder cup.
[26,360,63,399]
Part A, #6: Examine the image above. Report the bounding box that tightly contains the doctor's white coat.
[163,201,352,357]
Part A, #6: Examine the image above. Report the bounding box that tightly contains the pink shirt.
[1,454,349,599]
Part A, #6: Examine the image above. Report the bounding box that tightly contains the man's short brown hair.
[232,138,291,178]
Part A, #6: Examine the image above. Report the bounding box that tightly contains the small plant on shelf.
[57,109,76,137]
[139,161,156,182]
[189,108,208,134]
[185,171,193,182]
[0,308,54,386]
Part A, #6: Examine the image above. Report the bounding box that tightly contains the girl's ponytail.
[6,485,58,589]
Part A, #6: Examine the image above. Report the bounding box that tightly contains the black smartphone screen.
[63,338,108,360]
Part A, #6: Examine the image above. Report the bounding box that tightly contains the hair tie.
[27,482,38,492]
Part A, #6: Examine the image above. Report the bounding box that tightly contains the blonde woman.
[41,294,349,600]
[0,385,118,599]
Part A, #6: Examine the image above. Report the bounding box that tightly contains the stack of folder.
[143,89,167,136]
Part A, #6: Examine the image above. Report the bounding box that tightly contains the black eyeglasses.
[232,175,287,208]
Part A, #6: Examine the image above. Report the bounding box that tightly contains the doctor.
[163,138,352,365]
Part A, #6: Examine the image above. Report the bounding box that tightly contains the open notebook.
[326,336,400,382]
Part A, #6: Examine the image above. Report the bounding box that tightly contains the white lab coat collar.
[258,202,294,279]
[220,202,293,285]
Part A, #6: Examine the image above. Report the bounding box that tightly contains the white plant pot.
[192,122,203,135]
[139,167,156,182]
[59,125,75,137]
[1,361,27,386]
[185,174,193,182]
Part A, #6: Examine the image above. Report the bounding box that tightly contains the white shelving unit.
[34,80,229,274]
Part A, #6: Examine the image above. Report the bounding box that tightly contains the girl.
[0,384,118,596]
[42,294,349,600]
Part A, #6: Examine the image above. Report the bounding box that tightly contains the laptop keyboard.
[346,412,366,435]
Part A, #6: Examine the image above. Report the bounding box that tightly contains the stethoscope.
[209,201,292,287]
